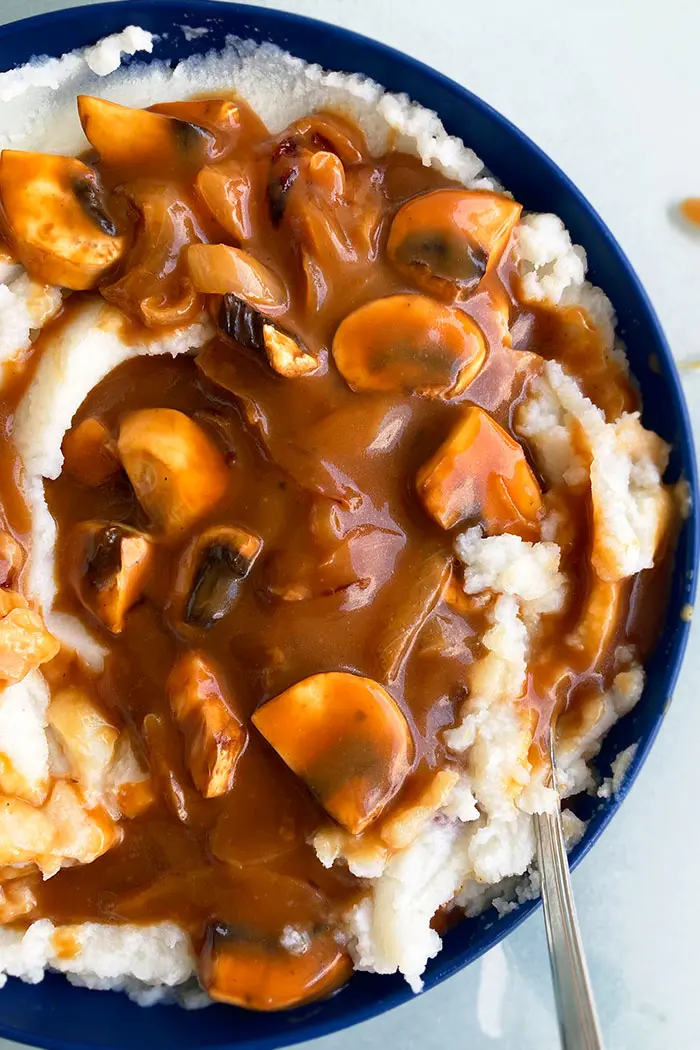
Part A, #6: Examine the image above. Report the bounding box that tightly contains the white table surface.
[1,0,699,1047]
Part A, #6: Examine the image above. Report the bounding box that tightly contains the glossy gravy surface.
[0,98,671,1004]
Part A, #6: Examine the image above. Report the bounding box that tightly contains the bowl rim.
[0,3,698,1048]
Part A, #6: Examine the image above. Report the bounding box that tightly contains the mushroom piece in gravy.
[0,79,678,1012]
[386,188,522,299]
[173,524,262,629]
[116,408,231,538]
[0,151,124,289]
[69,522,154,634]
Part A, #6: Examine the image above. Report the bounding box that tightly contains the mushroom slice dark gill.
[77,96,220,167]
[177,525,262,630]
[332,294,487,398]
[216,295,320,378]
[69,521,154,634]
[201,920,351,1011]
[199,863,352,1011]
[0,151,124,290]
[386,188,522,299]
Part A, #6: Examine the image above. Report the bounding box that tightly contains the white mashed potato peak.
[84,27,155,78]
[517,360,671,580]
[0,24,670,1006]
[0,920,196,999]
[556,665,644,797]
[0,27,154,104]
[514,213,586,305]
[0,274,62,369]
[347,820,474,992]
[456,526,565,608]
[0,31,489,189]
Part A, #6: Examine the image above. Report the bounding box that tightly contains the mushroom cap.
[77,96,224,168]
[416,405,543,532]
[332,293,487,398]
[253,671,414,835]
[387,188,522,298]
[0,150,124,290]
[117,409,230,539]
[202,922,351,1011]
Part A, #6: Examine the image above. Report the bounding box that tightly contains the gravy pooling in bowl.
[0,92,676,1009]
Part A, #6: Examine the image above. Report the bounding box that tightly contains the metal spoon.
[534,733,605,1050]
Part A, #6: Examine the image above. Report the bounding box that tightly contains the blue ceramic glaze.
[0,4,696,1048]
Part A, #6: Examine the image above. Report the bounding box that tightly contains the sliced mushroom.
[174,525,262,629]
[62,417,120,487]
[253,671,414,835]
[387,189,522,298]
[195,162,255,242]
[117,409,230,538]
[0,150,124,289]
[167,651,247,799]
[77,96,218,168]
[416,406,543,532]
[332,294,487,398]
[69,522,154,634]
[215,294,320,378]
[186,244,287,315]
[262,325,320,378]
[101,181,204,328]
[47,687,119,804]
[149,98,242,160]
[201,921,351,1011]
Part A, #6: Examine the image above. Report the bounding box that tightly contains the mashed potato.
[0,24,676,1006]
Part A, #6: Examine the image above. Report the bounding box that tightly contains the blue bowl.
[0,3,697,1048]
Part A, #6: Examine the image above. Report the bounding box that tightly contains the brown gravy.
[0,97,670,1007]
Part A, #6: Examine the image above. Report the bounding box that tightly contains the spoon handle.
[535,802,605,1050]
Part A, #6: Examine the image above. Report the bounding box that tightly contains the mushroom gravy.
[0,95,673,1010]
